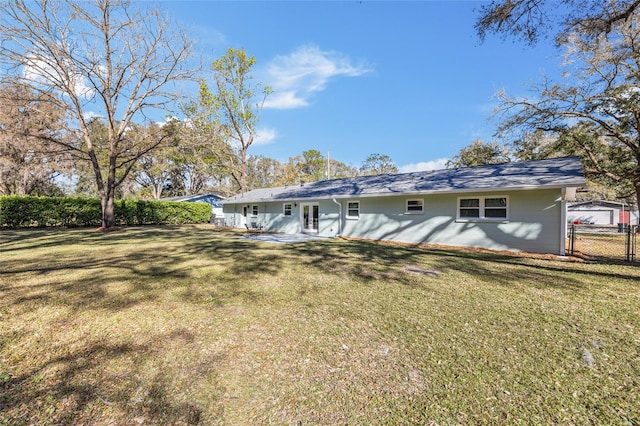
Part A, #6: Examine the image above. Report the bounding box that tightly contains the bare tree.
[476,0,640,45]
[0,0,195,228]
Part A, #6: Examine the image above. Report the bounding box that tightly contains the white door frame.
[239,205,248,228]
[300,202,319,233]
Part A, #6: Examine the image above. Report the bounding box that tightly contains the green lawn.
[1,225,639,425]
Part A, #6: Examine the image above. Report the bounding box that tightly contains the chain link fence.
[567,224,638,262]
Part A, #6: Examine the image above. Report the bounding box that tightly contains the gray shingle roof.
[160,193,224,202]
[223,156,585,204]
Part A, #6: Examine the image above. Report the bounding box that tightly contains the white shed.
[568,200,638,225]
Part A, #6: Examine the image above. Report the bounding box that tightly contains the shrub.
[0,196,212,228]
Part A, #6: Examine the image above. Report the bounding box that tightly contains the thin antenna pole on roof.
[327,151,330,179]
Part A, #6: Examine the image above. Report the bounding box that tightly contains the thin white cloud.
[265,91,308,109]
[253,127,277,146]
[399,158,449,173]
[23,55,96,99]
[83,111,104,121]
[263,45,371,110]
[155,116,180,127]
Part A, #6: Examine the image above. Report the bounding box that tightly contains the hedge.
[0,196,212,228]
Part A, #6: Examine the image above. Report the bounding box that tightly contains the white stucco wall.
[337,189,562,254]
[223,188,565,254]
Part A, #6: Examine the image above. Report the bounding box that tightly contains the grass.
[1,225,639,425]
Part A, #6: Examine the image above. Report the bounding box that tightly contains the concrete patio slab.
[238,233,329,244]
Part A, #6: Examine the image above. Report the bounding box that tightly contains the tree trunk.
[240,147,247,193]
[102,160,117,229]
[101,193,116,229]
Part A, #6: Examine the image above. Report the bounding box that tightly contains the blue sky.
[162,1,563,172]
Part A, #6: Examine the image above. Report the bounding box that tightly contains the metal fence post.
[634,226,638,263]
[569,224,575,256]
[625,225,637,262]
[626,225,630,262]
[627,225,637,262]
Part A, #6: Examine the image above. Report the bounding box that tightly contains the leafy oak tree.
[246,155,285,189]
[0,0,194,228]
[491,9,640,210]
[329,158,358,179]
[359,153,398,175]
[300,149,327,181]
[446,140,511,168]
[131,122,181,200]
[178,82,233,197]
[282,150,358,184]
[477,0,640,210]
[0,81,70,195]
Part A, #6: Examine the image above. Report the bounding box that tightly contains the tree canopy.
[492,9,640,208]
[0,0,195,228]
[446,140,511,168]
[476,0,640,45]
[359,153,398,175]
[477,0,640,210]
[0,82,70,195]
[207,48,272,193]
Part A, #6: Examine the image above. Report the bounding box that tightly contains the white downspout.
[560,187,577,256]
[560,191,567,256]
[332,198,342,237]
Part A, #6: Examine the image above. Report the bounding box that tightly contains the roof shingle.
[223,156,585,204]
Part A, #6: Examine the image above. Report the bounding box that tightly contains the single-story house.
[222,156,586,255]
[161,193,225,219]
[568,200,639,225]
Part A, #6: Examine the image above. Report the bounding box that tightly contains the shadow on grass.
[0,331,222,425]
[2,227,639,319]
[0,227,282,316]
[2,227,639,424]
[294,238,640,291]
[0,225,215,253]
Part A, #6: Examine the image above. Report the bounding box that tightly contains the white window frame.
[346,200,360,219]
[405,198,424,214]
[457,195,509,222]
[251,205,259,216]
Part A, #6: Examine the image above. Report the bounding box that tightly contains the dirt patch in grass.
[1,225,639,425]
[402,265,441,277]
[94,226,122,233]
[340,235,583,262]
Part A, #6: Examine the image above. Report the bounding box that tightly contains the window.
[283,203,292,216]
[406,199,424,214]
[459,198,480,218]
[484,197,507,218]
[346,201,360,219]
[252,205,259,216]
[458,196,508,221]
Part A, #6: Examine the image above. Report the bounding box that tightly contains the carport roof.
[223,156,586,204]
